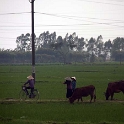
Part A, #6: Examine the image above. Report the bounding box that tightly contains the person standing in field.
[71,77,76,93]
[63,77,73,98]
[24,75,35,95]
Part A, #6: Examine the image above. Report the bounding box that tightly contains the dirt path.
[0,98,124,103]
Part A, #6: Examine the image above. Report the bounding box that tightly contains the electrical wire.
[78,0,124,6]
[0,12,30,15]
[0,0,124,48]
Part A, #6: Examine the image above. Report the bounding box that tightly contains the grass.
[0,101,124,124]
[0,64,124,124]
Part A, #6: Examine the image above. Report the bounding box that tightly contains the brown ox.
[69,85,96,103]
[105,80,124,100]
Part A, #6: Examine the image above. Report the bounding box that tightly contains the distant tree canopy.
[0,31,124,64]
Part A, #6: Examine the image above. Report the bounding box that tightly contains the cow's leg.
[90,95,93,103]
[77,97,83,102]
[111,93,114,100]
[106,95,109,100]
[80,97,83,102]
[93,94,96,102]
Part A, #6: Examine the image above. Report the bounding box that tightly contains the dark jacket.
[24,79,34,88]
[63,80,72,89]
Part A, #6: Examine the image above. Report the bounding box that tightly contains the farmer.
[71,77,76,93]
[63,77,73,98]
[23,75,35,95]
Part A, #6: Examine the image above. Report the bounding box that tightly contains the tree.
[86,37,96,54]
[76,37,85,52]
[95,35,104,57]
[16,33,31,51]
[50,35,70,63]
[104,39,112,61]
[68,32,77,50]
[86,37,96,62]
[111,37,124,61]
[36,31,56,49]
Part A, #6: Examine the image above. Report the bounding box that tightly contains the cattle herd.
[69,80,124,104]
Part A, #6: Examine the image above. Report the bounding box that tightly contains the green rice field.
[0,64,124,124]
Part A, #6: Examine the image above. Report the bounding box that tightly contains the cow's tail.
[94,87,96,102]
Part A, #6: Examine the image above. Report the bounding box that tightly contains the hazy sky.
[0,0,124,50]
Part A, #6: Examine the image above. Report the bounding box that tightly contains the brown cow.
[69,85,96,103]
[105,80,124,100]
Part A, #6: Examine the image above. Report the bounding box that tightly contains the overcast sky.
[0,0,124,50]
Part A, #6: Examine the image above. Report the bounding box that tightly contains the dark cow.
[69,85,96,103]
[105,80,124,100]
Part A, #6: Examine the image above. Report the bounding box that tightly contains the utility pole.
[29,0,35,82]
[120,51,122,65]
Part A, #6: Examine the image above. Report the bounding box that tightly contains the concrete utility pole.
[29,0,35,82]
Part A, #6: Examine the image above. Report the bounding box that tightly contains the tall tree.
[76,37,86,52]
[86,37,96,53]
[37,31,56,49]
[104,39,112,61]
[86,37,97,62]
[50,35,70,63]
[111,37,124,61]
[95,35,104,57]
[68,32,77,50]
[16,33,31,51]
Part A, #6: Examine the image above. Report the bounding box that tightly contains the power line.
[0,23,124,28]
[0,11,124,23]
[107,0,124,3]
[78,0,124,6]
[0,10,124,24]
[35,12,124,28]
[35,12,124,22]
[0,12,30,15]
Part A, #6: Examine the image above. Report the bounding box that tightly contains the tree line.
[0,31,124,64]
